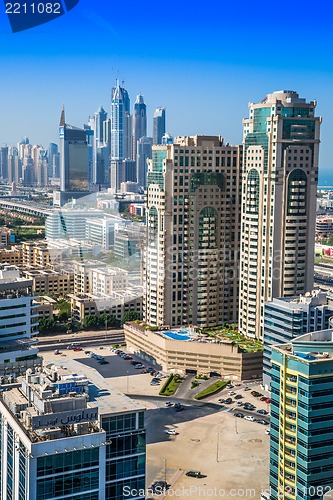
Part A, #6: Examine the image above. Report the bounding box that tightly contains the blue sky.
[0,0,332,181]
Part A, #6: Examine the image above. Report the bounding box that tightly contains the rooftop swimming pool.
[161,330,191,341]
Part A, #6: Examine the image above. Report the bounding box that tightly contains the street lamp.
[216,432,220,462]
[164,459,167,484]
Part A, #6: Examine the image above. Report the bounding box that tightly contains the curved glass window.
[246,169,260,214]
[287,169,307,216]
[198,207,218,249]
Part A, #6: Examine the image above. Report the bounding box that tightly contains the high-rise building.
[110,81,132,190]
[0,265,40,376]
[92,106,108,185]
[59,106,89,194]
[0,363,146,500]
[153,107,166,145]
[239,90,321,340]
[7,148,21,184]
[263,290,333,389]
[136,136,152,187]
[144,135,242,328]
[0,146,8,180]
[132,94,147,161]
[48,143,59,178]
[270,330,333,500]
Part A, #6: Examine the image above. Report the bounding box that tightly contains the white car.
[164,429,178,435]
[228,391,236,396]
[244,415,255,422]
[265,429,270,435]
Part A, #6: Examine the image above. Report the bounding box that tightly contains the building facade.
[59,106,89,194]
[263,290,333,389]
[0,363,146,500]
[153,107,166,145]
[239,90,321,339]
[0,265,40,375]
[270,331,333,500]
[124,323,262,380]
[144,135,242,328]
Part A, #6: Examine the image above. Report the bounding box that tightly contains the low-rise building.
[34,295,56,319]
[21,268,74,296]
[0,246,22,265]
[0,363,146,500]
[124,323,263,380]
[70,288,143,323]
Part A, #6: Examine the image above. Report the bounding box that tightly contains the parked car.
[185,470,201,478]
[218,398,225,403]
[226,384,233,389]
[244,415,255,422]
[236,402,243,406]
[265,398,271,404]
[224,398,233,404]
[256,419,268,425]
[234,413,244,418]
[257,409,268,415]
[228,391,236,396]
[54,349,60,355]
[150,481,168,493]
[234,395,243,400]
[260,396,267,401]
[244,387,250,391]
[73,347,82,351]
[98,360,109,365]
[265,429,270,435]
[164,429,178,435]
[165,401,173,407]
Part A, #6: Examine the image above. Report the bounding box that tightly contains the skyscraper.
[110,81,132,190]
[136,136,152,187]
[132,94,147,161]
[144,135,242,328]
[0,146,8,180]
[270,330,333,500]
[153,107,166,145]
[239,90,321,340]
[59,106,89,193]
[48,142,59,178]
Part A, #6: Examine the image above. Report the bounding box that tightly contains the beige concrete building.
[124,323,262,380]
[239,91,321,339]
[21,268,74,296]
[34,295,56,319]
[0,246,22,265]
[144,135,242,329]
[70,288,143,323]
[22,241,61,268]
[73,261,129,295]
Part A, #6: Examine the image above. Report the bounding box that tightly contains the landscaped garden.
[194,379,230,400]
[200,325,263,352]
[159,374,183,396]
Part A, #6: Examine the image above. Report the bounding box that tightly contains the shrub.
[194,380,230,400]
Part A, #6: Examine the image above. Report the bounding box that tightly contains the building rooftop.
[0,361,143,444]
[273,329,333,361]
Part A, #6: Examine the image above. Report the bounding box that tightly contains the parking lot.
[43,346,271,498]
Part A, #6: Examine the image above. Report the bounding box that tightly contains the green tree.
[121,311,139,325]
[82,314,99,330]
[98,313,116,328]
[39,317,56,331]
[57,311,69,322]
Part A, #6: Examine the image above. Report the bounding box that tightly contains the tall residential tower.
[239,90,321,339]
[144,136,241,328]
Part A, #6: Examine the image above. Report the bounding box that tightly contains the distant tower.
[59,105,89,193]
[132,95,147,160]
[136,136,152,187]
[0,146,8,180]
[110,80,131,160]
[153,107,166,145]
[110,81,132,190]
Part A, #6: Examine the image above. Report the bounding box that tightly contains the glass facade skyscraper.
[153,107,166,145]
